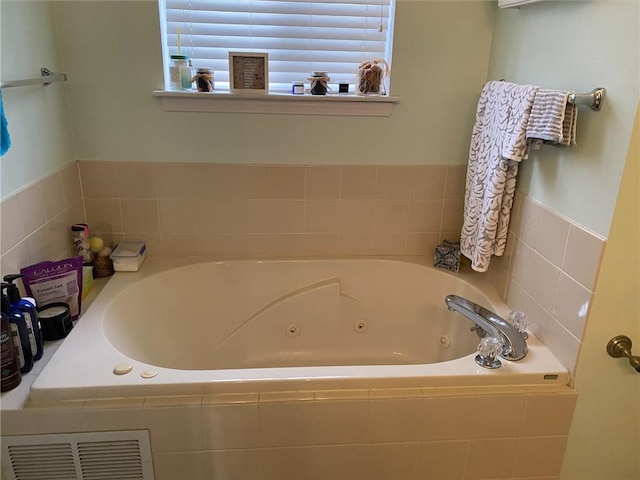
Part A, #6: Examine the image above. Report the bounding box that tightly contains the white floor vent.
[1,430,154,480]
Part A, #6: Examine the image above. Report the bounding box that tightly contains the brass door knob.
[607,335,640,373]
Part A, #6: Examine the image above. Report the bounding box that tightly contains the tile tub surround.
[1,386,577,480]
[0,163,86,279]
[488,192,606,378]
[79,161,467,258]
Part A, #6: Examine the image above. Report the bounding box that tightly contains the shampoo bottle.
[1,292,21,392]
[3,274,44,361]
[1,284,33,374]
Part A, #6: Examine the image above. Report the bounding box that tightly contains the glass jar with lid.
[169,55,193,90]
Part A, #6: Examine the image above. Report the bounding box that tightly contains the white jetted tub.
[31,257,569,401]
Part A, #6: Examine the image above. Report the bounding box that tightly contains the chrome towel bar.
[568,87,606,111]
[0,68,67,89]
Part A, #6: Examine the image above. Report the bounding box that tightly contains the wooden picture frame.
[228,52,269,94]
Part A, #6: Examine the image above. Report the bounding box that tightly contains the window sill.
[153,90,400,117]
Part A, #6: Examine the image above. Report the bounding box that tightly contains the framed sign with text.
[228,52,269,94]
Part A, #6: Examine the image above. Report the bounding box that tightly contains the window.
[159,0,396,94]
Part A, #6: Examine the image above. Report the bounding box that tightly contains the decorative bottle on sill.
[309,71,330,95]
[170,55,193,90]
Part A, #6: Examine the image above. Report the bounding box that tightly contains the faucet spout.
[445,294,528,361]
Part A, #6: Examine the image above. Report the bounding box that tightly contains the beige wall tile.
[305,200,340,233]
[162,233,198,257]
[60,163,83,207]
[195,165,270,200]
[444,165,467,200]
[136,405,204,454]
[341,166,376,199]
[521,392,577,437]
[237,233,270,255]
[159,198,197,233]
[373,200,409,232]
[40,173,66,220]
[537,208,570,267]
[200,232,271,256]
[153,452,206,480]
[117,162,157,198]
[419,396,475,441]
[270,166,306,199]
[0,242,30,278]
[375,166,412,199]
[79,161,119,198]
[269,200,305,233]
[260,401,315,447]
[155,163,198,199]
[553,273,591,338]
[17,184,46,235]
[66,200,86,227]
[517,196,544,248]
[506,280,553,342]
[197,200,243,233]
[408,200,443,232]
[415,440,468,480]
[372,232,406,255]
[406,232,440,256]
[465,438,518,480]
[206,450,260,480]
[1,195,25,254]
[562,224,605,290]
[366,442,417,480]
[47,209,72,260]
[311,445,369,480]
[513,436,569,478]
[202,403,261,449]
[305,166,341,200]
[198,233,236,255]
[260,446,314,480]
[25,226,54,264]
[545,320,581,376]
[439,231,462,243]
[410,165,447,199]
[510,240,561,312]
[121,199,159,233]
[470,394,525,438]
[305,233,340,255]
[244,200,272,233]
[340,200,374,232]
[441,199,464,232]
[85,198,123,232]
[270,233,305,255]
[367,398,422,442]
[339,232,372,255]
[313,399,370,445]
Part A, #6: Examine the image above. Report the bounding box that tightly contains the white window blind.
[159,0,395,92]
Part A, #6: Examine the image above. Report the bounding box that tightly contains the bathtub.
[30,257,569,402]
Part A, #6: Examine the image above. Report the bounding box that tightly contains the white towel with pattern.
[461,81,539,273]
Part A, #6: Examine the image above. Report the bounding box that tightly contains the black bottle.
[1,284,33,374]
[1,291,22,392]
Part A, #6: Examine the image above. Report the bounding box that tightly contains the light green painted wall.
[488,0,640,236]
[0,0,75,199]
[50,0,495,166]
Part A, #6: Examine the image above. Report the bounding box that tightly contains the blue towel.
[1,90,11,156]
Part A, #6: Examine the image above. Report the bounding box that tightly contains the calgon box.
[110,242,146,272]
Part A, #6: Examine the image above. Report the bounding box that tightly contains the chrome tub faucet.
[445,294,528,361]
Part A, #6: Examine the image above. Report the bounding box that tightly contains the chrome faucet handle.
[475,336,502,369]
[508,310,529,340]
